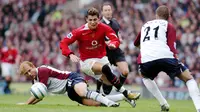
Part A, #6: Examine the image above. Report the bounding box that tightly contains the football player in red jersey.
[60,7,140,106]
[1,39,20,94]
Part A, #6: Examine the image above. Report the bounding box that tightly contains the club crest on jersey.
[66,32,73,39]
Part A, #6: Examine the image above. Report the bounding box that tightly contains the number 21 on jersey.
[143,26,159,42]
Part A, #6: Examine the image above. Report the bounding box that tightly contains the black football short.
[139,58,187,80]
[66,72,85,104]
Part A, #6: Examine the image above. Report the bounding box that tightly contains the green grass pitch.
[0,94,196,112]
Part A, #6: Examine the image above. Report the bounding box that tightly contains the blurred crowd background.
[0,0,200,88]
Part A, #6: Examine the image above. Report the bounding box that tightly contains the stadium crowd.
[0,0,200,87]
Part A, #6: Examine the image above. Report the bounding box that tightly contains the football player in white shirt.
[134,5,200,112]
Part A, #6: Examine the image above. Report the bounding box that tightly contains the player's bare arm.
[69,54,80,63]
[17,96,42,105]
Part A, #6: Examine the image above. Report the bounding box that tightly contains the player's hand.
[69,54,80,62]
[119,38,123,43]
[108,43,116,49]
[105,40,110,45]
[16,102,27,105]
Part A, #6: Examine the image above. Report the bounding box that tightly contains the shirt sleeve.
[167,23,177,54]
[14,49,18,58]
[38,67,50,86]
[60,30,78,57]
[115,20,121,38]
[105,25,120,48]
[134,31,141,47]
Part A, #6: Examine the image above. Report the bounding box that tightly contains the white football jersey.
[140,19,175,63]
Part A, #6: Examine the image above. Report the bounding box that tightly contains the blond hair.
[156,5,170,20]
[19,61,35,75]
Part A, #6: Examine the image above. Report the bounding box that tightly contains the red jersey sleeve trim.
[167,23,178,56]
[134,32,141,47]
[60,30,78,57]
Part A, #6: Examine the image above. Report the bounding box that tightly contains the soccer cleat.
[161,104,170,112]
[107,101,120,107]
[127,91,141,100]
[125,98,136,108]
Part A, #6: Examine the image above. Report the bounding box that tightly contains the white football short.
[1,62,16,77]
[80,56,110,79]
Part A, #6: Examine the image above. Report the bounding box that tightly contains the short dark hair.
[101,2,113,11]
[156,5,170,20]
[86,7,99,18]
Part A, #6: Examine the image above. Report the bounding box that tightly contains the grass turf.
[0,94,196,112]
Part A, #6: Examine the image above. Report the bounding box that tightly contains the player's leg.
[96,79,102,93]
[177,69,200,111]
[99,74,113,95]
[105,93,136,108]
[99,74,137,108]
[80,57,140,101]
[100,49,129,95]
[67,84,102,106]
[102,83,113,95]
[100,62,129,95]
[81,91,135,107]
[73,82,119,107]
[163,59,200,111]
[109,48,128,85]
[96,74,113,95]
[139,61,169,111]
[92,62,140,100]
[116,61,129,84]
[68,72,119,107]
[81,98,101,106]
[142,78,169,107]
[1,63,12,94]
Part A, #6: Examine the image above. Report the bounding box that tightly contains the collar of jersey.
[103,16,110,24]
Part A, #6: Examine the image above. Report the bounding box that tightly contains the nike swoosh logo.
[82,33,88,35]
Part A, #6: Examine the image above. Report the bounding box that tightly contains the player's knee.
[74,82,88,97]
[78,90,87,97]
[102,65,111,75]
[179,70,194,83]
[102,83,113,95]
[183,75,194,83]
[5,76,12,82]
[121,69,129,77]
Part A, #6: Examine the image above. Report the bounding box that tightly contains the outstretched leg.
[74,82,119,107]
[177,70,200,111]
[142,78,169,111]
[116,61,129,84]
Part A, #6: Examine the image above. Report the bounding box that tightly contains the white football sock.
[142,78,168,105]
[186,79,200,110]
[86,91,113,106]
[118,86,126,93]
[105,94,125,102]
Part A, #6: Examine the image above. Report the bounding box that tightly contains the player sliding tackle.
[60,7,140,107]
[134,5,200,112]
[17,61,133,107]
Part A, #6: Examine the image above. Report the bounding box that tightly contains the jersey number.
[143,26,159,42]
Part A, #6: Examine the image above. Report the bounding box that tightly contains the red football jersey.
[36,65,70,86]
[1,47,18,64]
[60,23,120,61]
